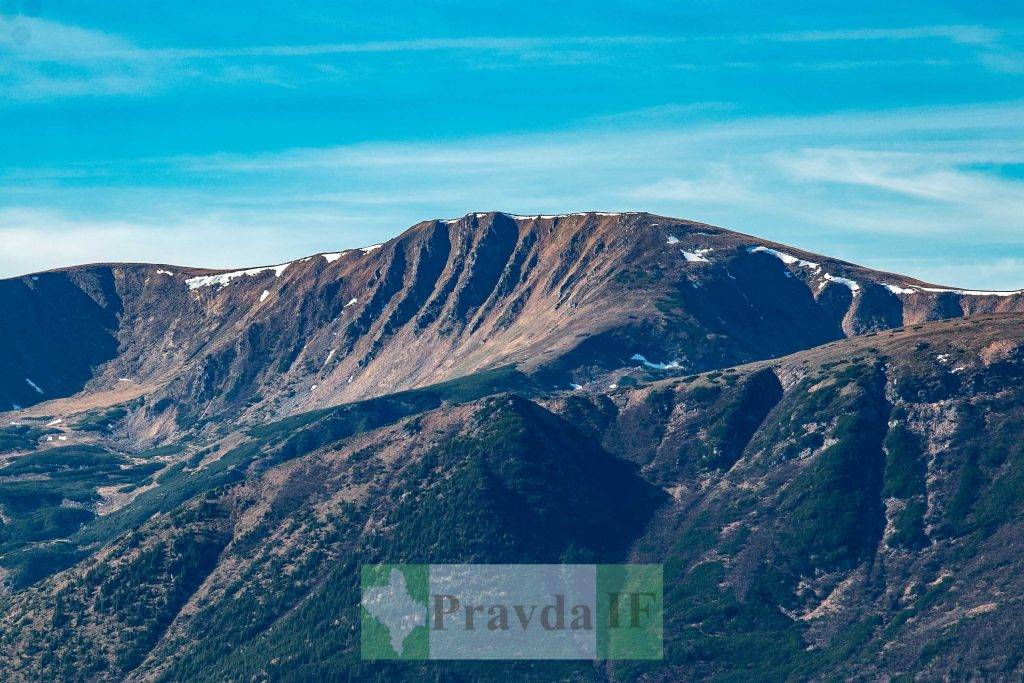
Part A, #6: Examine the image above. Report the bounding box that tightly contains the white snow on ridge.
[458,211,628,222]
[322,252,346,263]
[747,245,821,271]
[155,269,174,276]
[884,284,916,295]
[185,263,292,290]
[345,297,358,307]
[751,246,1021,298]
[885,283,1022,297]
[631,353,683,370]
[666,235,680,245]
[25,378,43,394]
[361,244,382,254]
[259,290,270,302]
[821,273,861,292]
[913,285,1023,297]
[750,245,864,293]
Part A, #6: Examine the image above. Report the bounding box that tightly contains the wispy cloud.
[3,99,1022,286]
[2,12,1023,288]
[761,25,1002,44]
[0,206,388,275]
[2,13,1021,100]
[774,148,1024,202]
[0,14,132,60]
[173,100,1024,173]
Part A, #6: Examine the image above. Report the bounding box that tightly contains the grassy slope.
[2,316,1024,680]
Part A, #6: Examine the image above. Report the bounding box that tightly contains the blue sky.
[1,2,1023,288]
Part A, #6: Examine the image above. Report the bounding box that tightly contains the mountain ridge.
[7,211,1020,295]
[2,312,1023,679]
[3,211,1022,443]
[1,211,1023,678]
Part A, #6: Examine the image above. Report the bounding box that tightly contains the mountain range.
[1,211,1023,680]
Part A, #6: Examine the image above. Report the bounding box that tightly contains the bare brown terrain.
[0,213,1022,681]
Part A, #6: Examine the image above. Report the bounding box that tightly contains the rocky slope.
[3,212,1022,443]
[1,313,1023,680]
[1,212,1023,680]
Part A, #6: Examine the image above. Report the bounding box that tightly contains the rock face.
[0,212,1023,680]
[3,212,1021,438]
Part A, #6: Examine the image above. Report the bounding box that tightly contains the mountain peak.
[2,212,1022,435]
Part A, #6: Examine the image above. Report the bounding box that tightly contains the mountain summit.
[3,212,1021,441]
[1,213,1023,680]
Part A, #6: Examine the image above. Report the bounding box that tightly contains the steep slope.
[0,394,662,681]
[2,212,1021,447]
[1,314,1023,680]
[548,313,1024,680]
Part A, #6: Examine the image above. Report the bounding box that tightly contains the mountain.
[1,212,1023,680]
[3,212,1021,441]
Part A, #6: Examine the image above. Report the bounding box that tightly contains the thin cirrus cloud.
[5,100,1022,263]
[1,13,1021,100]
[173,99,1024,176]
[1,11,1022,288]
[158,99,1024,287]
[772,148,1024,205]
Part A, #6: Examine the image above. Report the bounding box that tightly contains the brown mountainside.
[2,211,1021,445]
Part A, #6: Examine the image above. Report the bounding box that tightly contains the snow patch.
[912,285,1023,297]
[820,273,861,292]
[325,349,336,365]
[25,378,43,394]
[666,235,680,245]
[570,383,583,391]
[886,283,1021,297]
[345,297,358,307]
[360,244,382,254]
[682,249,711,263]
[747,245,820,271]
[322,252,346,263]
[884,284,916,295]
[156,269,174,276]
[46,418,62,426]
[631,353,682,370]
[259,290,270,302]
[487,211,626,221]
[185,262,292,290]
